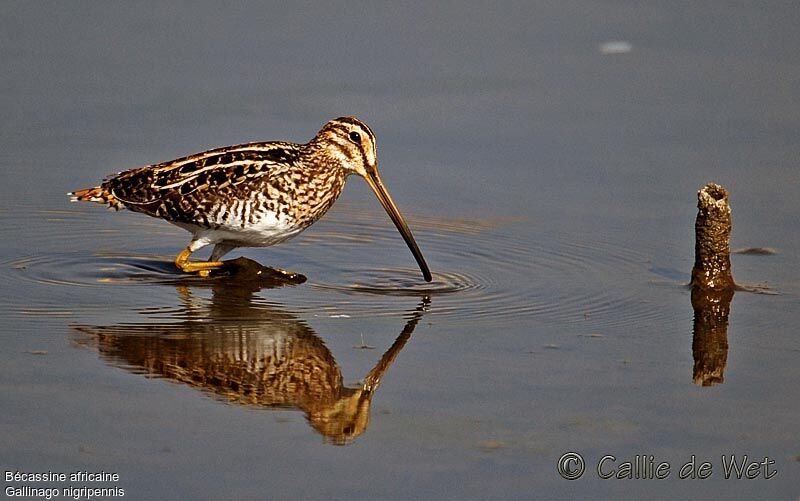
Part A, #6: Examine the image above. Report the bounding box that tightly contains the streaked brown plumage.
[70,116,432,281]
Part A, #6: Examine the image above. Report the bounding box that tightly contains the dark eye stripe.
[330,117,375,145]
[331,139,354,160]
[329,128,368,166]
[324,121,374,167]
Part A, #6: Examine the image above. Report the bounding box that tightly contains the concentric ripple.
[288,204,664,327]
[0,202,667,327]
[312,268,479,296]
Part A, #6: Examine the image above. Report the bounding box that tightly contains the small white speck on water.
[329,314,351,318]
[599,41,633,54]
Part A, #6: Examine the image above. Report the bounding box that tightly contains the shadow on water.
[71,266,430,445]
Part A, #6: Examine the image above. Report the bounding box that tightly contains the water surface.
[1,2,799,499]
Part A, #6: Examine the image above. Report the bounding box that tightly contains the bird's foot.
[175,247,224,276]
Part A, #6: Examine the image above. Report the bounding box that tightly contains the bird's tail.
[68,186,124,210]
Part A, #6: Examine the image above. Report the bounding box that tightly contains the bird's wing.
[103,142,301,223]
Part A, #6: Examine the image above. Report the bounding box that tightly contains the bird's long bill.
[363,170,432,282]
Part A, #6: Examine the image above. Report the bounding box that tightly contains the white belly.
[172,204,307,248]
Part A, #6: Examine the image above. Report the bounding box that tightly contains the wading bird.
[70,117,432,281]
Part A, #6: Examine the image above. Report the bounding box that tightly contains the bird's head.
[311,116,432,282]
[313,116,378,178]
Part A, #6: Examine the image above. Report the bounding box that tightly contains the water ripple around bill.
[0,202,666,327]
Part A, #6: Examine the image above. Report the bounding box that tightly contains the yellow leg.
[174,246,224,276]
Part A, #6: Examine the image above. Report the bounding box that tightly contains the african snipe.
[69,117,432,281]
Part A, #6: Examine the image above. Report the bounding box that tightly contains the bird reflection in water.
[72,258,430,445]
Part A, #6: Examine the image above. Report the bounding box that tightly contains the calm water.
[2,2,799,499]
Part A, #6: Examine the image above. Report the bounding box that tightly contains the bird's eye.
[348,131,361,142]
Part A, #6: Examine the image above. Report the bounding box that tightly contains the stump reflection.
[691,286,732,386]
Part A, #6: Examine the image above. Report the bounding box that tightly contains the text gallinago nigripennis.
[69,117,432,281]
